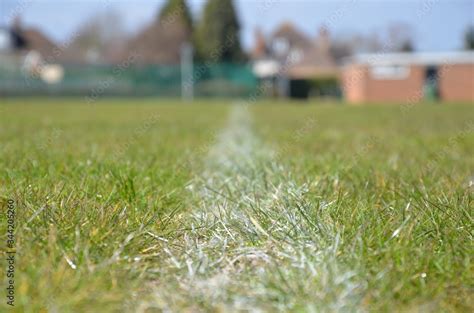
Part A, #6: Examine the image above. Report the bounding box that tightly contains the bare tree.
[65,10,127,63]
[387,22,416,52]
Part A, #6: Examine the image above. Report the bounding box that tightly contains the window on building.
[370,65,410,80]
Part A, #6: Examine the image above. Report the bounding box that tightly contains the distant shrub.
[308,76,341,99]
[289,76,341,99]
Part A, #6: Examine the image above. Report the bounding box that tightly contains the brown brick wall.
[438,64,474,102]
[341,65,368,104]
[365,65,425,103]
[342,64,425,103]
[343,62,474,103]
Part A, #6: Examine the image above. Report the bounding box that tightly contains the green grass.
[0,98,473,312]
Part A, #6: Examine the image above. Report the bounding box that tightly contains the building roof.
[22,28,57,59]
[252,24,339,79]
[345,51,474,66]
[0,23,60,62]
[270,22,313,53]
[287,50,338,79]
[288,29,337,79]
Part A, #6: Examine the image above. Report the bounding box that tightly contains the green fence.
[0,62,258,98]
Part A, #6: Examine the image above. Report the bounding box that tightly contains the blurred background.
[0,0,473,103]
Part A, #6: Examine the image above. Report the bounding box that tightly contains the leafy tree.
[464,25,474,50]
[195,0,245,62]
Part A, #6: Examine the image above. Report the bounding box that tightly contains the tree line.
[160,0,244,63]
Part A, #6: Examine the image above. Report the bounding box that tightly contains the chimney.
[317,26,331,52]
[252,27,267,59]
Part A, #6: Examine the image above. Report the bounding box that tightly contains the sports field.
[0,99,473,312]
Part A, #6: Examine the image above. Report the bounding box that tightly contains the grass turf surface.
[0,99,473,312]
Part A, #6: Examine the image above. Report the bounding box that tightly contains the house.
[21,28,57,61]
[0,26,27,53]
[0,18,58,60]
[342,51,474,103]
[251,23,339,99]
[0,20,64,87]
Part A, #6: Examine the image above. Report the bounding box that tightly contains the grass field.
[0,99,473,312]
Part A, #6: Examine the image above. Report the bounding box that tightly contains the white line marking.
[151,106,366,311]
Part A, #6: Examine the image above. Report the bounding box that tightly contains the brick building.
[342,52,474,103]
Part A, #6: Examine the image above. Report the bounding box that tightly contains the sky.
[1,0,473,52]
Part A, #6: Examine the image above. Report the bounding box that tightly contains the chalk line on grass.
[148,106,366,312]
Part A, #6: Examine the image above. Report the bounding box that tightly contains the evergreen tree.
[400,39,414,52]
[158,0,193,34]
[464,25,474,50]
[195,0,245,62]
